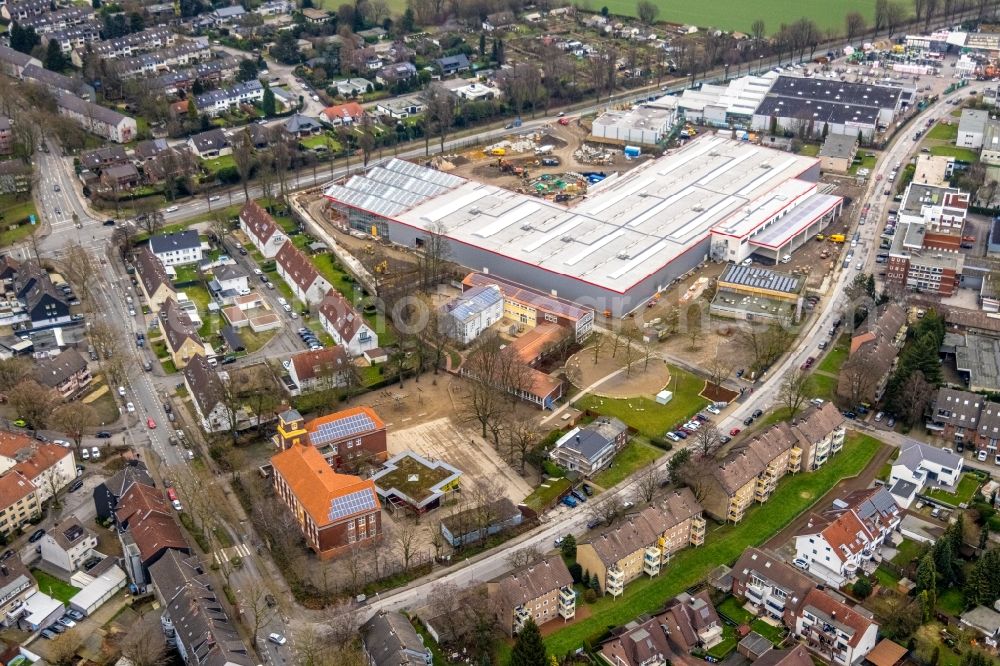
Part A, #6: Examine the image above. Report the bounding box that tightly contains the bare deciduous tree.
[504,421,537,475]
[9,379,58,430]
[506,544,543,569]
[424,84,454,154]
[50,402,97,454]
[778,369,814,420]
[323,598,363,649]
[395,518,420,571]
[60,244,95,304]
[231,127,256,200]
[118,612,169,666]
[0,357,32,394]
[695,424,723,457]
[634,463,661,504]
[589,495,622,527]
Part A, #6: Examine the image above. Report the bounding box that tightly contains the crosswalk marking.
[213,543,252,564]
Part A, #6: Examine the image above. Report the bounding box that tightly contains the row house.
[317,289,378,356]
[270,441,382,559]
[92,460,153,522]
[489,555,575,635]
[45,22,101,53]
[0,432,76,535]
[0,555,37,629]
[134,246,176,313]
[789,402,847,471]
[195,79,264,117]
[929,386,1000,455]
[272,406,387,472]
[794,487,901,586]
[33,349,91,400]
[239,200,288,259]
[92,27,176,60]
[549,417,629,477]
[2,0,51,22]
[115,482,190,587]
[151,56,239,96]
[0,116,12,156]
[275,242,331,306]
[0,45,39,78]
[731,548,879,665]
[0,471,40,539]
[837,303,907,406]
[55,92,137,143]
[361,610,432,666]
[22,64,95,100]
[16,6,93,32]
[115,42,212,79]
[80,145,129,172]
[598,591,724,665]
[576,489,704,598]
[182,356,233,434]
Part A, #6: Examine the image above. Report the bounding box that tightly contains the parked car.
[0,550,14,561]
[705,404,721,415]
[40,629,56,640]
[28,529,45,543]
[665,432,681,442]
[743,416,754,426]
[96,431,111,438]
[57,616,76,628]
[90,446,100,460]
[81,448,90,460]
[793,558,810,570]
[672,430,687,439]
[66,609,84,621]
[978,449,988,462]
[67,478,83,493]
[751,409,763,419]
[126,402,135,413]
[729,428,741,436]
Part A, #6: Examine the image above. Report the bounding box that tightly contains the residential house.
[21,64,95,100]
[701,424,800,523]
[0,44,40,78]
[959,606,1000,649]
[749,645,815,666]
[0,116,10,156]
[239,200,289,259]
[889,441,963,491]
[576,489,705,597]
[211,264,248,297]
[483,11,516,31]
[332,78,373,97]
[301,7,331,23]
[286,346,352,396]
[132,138,170,163]
[284,113,322,137]
[789,402,847,471]
[361,610,433,666]
[318,289,378,356]
[81,145,129,172]
[451,82,501,101]
[837,303,908,406]
[54,92,136,143]
[115,482,190,586]
[2,0,50,22]
[149,230,203,267]
[436,54,470,76]
[375,62,418,87]
[375,96,425,120]
[38,519,97,573]
[0,431,76,505]
[182,356,232,433]
[254,0,292,15]
[142,147,197,185]
[211,4,246,25]
[975,399,1000,455]
[92,460,153,521]
[793,487,901,586]
[148,550,254,665]
[99,163,140,192]
[187,128,230,158]
[489,555,575,635]
[0,555,37,628]
[273,406,388,472]
[33,349,91,399]
[549,417,629,476]
[0,469,39,539]
[441,284,504,344]
[158,297,206,369]
[730,547,814,627]
[275,243,331,306]
[134,246,176,313]
[92,27,176,60]
[195,79,264,117]
[930,388,983,444]
[20,279,70,326]
[439,497,522,547]
[271,441,382,558]
[795,588,879,665]
[320,101,366,126]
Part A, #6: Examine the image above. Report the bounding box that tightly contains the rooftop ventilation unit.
[617,251,631,260]
[692,205,704,212]
[469,207,480,214]
[560,236,573,242]
[520,224,532,231]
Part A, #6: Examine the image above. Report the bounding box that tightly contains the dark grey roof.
[33,349,87,388]
[56,91,130,127]
[150,230,201,254]
[978,400,1000,439]
[719,264,801,294]
[932,388,983,427]
[436,54,470,70]
[889,478,918,499]
[214,264,246,282]
[104,462,154,501]
[135,246,174,297]
[361,610,431,666]
[555,417,626,463]
[284,113,321,133]
[0,44,35,68]
[895,441,962,472]
[189,128,229,153]
[819,133,858,160]
[182,355,224,416]
[755,76,902,127]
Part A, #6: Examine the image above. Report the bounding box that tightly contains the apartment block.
[489,555,575,635]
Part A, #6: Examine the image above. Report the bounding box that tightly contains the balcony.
[789,446,802,467]
[513,606,530,632]
[690,516,706,546]
[607,567,625,597]
[728,506,745,523]
[558,586,576,620]
[699,623,724,649]
[643,547,662,577]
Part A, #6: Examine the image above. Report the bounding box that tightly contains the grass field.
[816,338,849,375]
[592,0,885,33]
[0,194,38,247]
[809,373,838,402]
[574,365,707,438]
[925,473,980,507]
[929,145,979,162]
[937,588,966,617]
[544,433,882,655]
[32,570,80,604]
[891,537,926,567]
[926,122,959,141]
[524,476,572,511]
[591,439,664,488]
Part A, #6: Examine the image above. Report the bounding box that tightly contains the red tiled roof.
[0,471,35,509]
[115,481,167,524]
[275,242,323,294]
[321,102,364,122]
[239,200,281,247]
[318,290,366,342]
[13,443,71,482]
[291,346,350,382]
[799,588,875,648]
[130,509,189,562]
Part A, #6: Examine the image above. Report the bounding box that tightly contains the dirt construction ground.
[386,417,534,504]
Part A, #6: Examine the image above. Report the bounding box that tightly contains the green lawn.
[574,365,707,438]
[173,264,200,284]
[32,570,80,603]
[891,538,926,567]
[591,439,664,489]
[544,433,882,655]
[929,145,979,162]
[717,596,754,624]
[593,0,886,32]
[848,153,878,175]
[797,143,820,157]
[816,339,849,375]
[925,473,981,507]
[312,253,363,299]
[873,565,901,589]
[706,623,738,659]
[524,477,572,511]
[201,154,236,175]
[751,619,787,644]
[0,194,38,247]
[937,588,966,617]
[809,373,838,403]
[926,122,959,141]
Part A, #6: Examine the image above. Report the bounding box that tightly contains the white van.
[780,254,791,263]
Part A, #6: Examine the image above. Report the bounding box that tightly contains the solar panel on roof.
[328,488,377,521]
[311,412,377,444]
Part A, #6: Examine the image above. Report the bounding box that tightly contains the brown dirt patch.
[701,382,739,404]
[566,346,670,398]
[539,604,593,637]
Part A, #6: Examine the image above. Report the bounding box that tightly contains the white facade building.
[889,441,964,491]
[149,230,203,267]
[441,284,503,344]
[39,520,97,573]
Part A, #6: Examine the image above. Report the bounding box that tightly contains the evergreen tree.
[916,553,937,620]
[400,7,415,33]
[262,86,276,116]
[187,98,198,122]
[560,534,576,560]
[479,32,486,56]
[10,24,40,55]
[510,617,547,666]
[979,524,989,550]
[964,548,1000,606]
[581,570,590,588]
[590,574,601,593]
[44,39,65,71]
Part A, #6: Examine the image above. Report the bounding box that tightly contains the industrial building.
[591,106,675,145]
[324,136,842,315]
[957,109,989,149]
[649,73,775,128]
[709,264,803,324]
[751,76,904,140]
